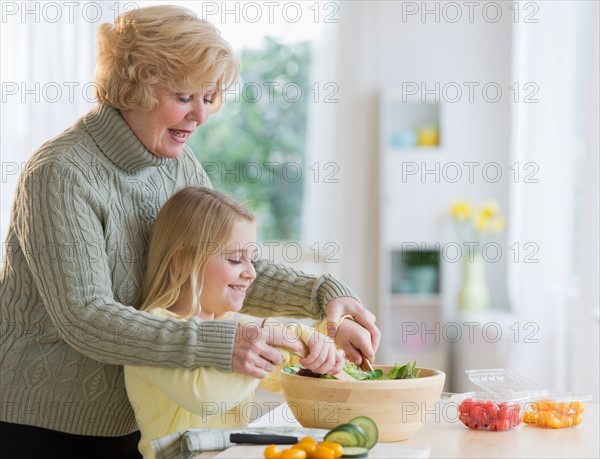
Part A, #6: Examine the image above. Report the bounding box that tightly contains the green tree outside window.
[188,37,311,241]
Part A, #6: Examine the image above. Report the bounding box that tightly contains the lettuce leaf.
[343,363,384,380]
[283,361,419,380]
[386,361,420,379]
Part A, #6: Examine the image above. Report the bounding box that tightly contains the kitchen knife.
[230,433,299,445]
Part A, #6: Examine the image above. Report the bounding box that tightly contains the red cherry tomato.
[485,402,499,422]
[458,399,521,431]
[459,399,474,415]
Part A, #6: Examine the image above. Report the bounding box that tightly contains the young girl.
[124,187,346,458]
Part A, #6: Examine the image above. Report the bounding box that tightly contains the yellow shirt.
[124,309,317,458]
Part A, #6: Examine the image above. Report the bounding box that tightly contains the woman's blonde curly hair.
[94,5,239,112]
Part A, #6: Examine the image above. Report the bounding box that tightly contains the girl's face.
[120,85,215,158]
[200,220,257,318]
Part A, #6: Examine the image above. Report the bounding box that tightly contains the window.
[167,1,326,243]
[0,0,327,262]
[189,37,312,241]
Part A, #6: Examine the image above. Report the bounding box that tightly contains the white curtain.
[572,1,600,399]
[0,1,117,259]
[508,1,599,397]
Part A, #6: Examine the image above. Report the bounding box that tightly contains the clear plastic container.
[465,368,539,394]
[465,368,593,429]
[451,391,526,431]
[522,391,592,429]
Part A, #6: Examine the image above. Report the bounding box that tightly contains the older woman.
[0,5,380,457]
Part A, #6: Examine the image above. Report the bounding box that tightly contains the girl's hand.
[325,297,381,363]
[232,322,305,379]
[298,330,345,376]
[335,318,374,366]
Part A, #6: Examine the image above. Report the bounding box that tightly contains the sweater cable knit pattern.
[0,104,357,437]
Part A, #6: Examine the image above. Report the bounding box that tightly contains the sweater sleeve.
[13,162,237,371]
[242,259,359,320]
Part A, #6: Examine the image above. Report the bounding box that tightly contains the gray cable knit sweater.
[0,104,356,436]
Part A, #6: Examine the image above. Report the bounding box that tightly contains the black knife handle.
[230,433,299,445]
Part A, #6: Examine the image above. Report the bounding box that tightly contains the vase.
[458,250,490,312]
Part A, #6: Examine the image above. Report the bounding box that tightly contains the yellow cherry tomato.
[542,411,563,429]
[560,413,573,427]
[554,402,570,415]
[279,448,308,459]
[319,442,343,459]
[264,444,282,459]
[551,417,564,428]
[312,445,335,459]
[538,410,553,427]
[294,442,317,455]
[536,400,554,412]
[570,401,584,415]
[523,411,537,424]
[299,437,318,445]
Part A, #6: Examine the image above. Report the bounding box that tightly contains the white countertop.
[406,402,599,458]
[196,393,599,458]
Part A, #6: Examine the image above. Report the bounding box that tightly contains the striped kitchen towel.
[152,426,329,459]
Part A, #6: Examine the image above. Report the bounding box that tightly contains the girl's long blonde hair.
[140,187,255,319]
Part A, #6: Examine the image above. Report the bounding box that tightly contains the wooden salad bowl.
[279,366,446,442]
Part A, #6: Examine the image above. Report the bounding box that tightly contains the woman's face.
[200,220,257,318]
[120,85,215,158]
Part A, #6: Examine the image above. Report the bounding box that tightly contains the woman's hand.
[232,322,305,379]
[298,330,345,376]
[325,297,381,364]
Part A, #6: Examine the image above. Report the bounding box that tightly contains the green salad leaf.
[283,361,420,380]
[344,363,384,380]
[282,365,302,375]
[386,361,420,379]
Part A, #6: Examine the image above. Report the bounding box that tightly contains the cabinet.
[382,94,441,150]
[449,310,516,393]
[377,91,449,373]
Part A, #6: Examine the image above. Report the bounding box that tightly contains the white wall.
[309,2,512,316]
[311,2,598,399]
[0,2,106,257]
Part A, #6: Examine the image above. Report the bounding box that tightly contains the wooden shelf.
[377,91,447,373]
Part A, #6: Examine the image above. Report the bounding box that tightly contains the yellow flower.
[474,212,490,233]
[450,199,506,235]
[479,200,500,219]
[491,216,506,232]
[450,201,472,221]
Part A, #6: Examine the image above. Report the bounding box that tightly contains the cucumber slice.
[342,446,370,458]
[349,416,379,449]
[324,428,360,447]
[333,423,367,447]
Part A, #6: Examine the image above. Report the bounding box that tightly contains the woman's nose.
[187,101,210,126]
